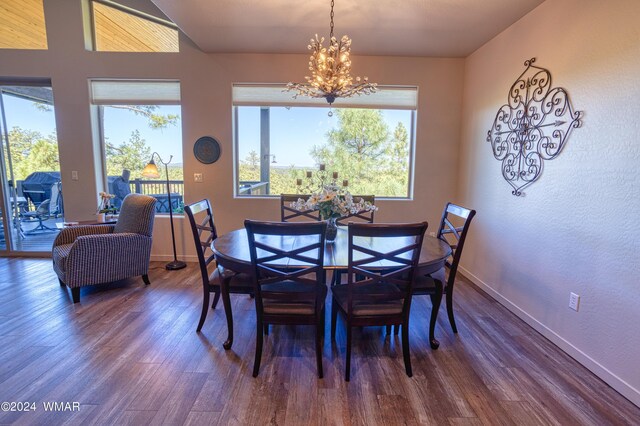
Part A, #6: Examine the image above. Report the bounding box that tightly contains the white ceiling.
[150,0,545,57]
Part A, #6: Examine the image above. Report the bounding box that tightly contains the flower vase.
[97,213,106,223]
[325,217,338,243]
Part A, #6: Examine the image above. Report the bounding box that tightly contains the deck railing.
[238,181,269,195]
[130,179,184,196]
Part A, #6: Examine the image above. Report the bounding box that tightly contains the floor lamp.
[142,152,186,270]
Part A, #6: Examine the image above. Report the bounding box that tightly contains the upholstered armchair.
[52,193,157,303]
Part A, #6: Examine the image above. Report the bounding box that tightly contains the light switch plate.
[194,173,203,183]
[71,171,78,181]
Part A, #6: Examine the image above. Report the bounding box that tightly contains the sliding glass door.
[0,81,63,253]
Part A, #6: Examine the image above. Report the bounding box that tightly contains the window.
[91,0,179,52]
[90,80,183,213]
[0,0,48,49]
[233,85,417,198]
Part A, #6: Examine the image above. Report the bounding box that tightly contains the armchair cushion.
[114,193,157,236]
[53,224,115,246]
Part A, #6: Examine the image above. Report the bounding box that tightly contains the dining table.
[212,226,452,350]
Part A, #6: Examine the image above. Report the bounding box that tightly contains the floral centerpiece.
[291,183,377,242]
[97,192,117,221]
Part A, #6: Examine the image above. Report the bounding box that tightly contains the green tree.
[309,109,409,197]
[4,127,59,181]
[105,130,151,177]
[107,105,179,129]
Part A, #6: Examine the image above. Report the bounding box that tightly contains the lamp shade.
[142,161,160,178]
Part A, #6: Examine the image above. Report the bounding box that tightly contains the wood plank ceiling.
[93,1,178,53]
[0,0,47,50]
[0,0,178,53]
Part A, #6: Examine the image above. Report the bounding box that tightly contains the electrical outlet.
[569,292,580,311]
[429,231,436,237]
[71,171,78,181]
[194,173,203,183]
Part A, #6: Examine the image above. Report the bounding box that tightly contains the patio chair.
[22,199,56,233]
[52,193,157,303]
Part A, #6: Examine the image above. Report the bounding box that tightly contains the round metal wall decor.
[193,136,221,164]
[487,58,583,196]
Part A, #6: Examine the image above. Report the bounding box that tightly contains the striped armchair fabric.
[52,193,157,303]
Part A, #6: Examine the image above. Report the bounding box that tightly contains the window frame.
[89,79,183,215]
[232,85,418,200]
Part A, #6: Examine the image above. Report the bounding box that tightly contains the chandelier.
[286,0,377,106]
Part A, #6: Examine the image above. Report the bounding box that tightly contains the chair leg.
[211,289,220,309]
[331,299,338,339]
[316,315,324,379]
[71,287,80,303]
[253,316,264,378]
[446,287,458,334]
[386,325,392,334]
[429,282,444,350]
[401,319,413,378]
[331,270,343,287]
[142,274,150,285]
[197,288,210,332]
[394,324,400,335]
[345,323,352,381]
[221,278,234,350]
[264,324,269,335]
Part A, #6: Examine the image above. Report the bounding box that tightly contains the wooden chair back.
[185,199,218,285]
[436,203,476,286]
[280,194,321,222]
[346,222,428,313]
[245,220,327,307]
[336,195,375,226]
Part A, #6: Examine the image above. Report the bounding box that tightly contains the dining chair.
[413,202,476,334]
[331,222,428,381]
[245,220,327,378]
[332,195,375,286]
[335,195,375,226]
[185,199,253,335]
[280,194,321,222]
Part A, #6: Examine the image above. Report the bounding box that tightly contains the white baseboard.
[458,265,640,408]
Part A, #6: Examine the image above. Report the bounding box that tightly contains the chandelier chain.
[329,0,335,39]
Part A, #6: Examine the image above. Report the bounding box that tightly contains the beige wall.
[0,0,465,261]
[458,0,640,406]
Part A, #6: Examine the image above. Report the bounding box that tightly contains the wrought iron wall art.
[487,58,583,196]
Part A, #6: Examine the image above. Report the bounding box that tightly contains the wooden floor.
[0,259,637,425]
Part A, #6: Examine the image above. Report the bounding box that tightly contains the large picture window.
[90,80,183,213]
[233,85,417,198]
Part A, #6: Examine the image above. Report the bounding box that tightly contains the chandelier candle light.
[142,152,186,271]
[286,0,377,108]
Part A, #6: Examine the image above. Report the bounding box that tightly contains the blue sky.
[4,91,411,172]
[2,93,182,165]
[237,107,412,168]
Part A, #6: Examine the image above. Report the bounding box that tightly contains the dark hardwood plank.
[0,258,637,426]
